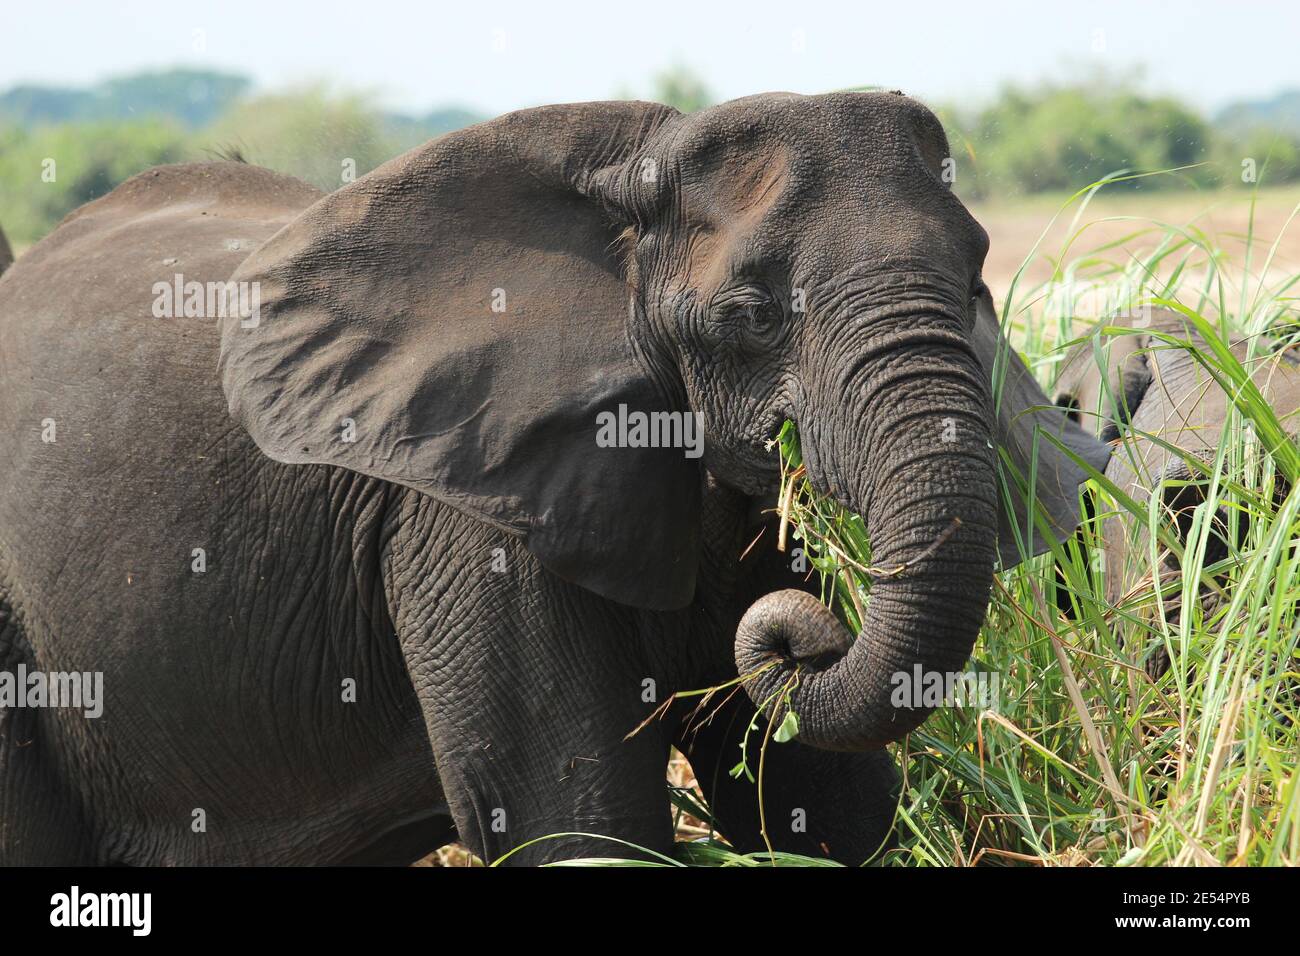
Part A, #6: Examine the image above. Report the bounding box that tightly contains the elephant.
[0,225,12,277]
[1052,309,1300,674]
[0,93,1107,866]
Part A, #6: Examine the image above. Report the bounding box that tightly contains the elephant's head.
[220,93,1108,751]
[1055,312,1300,675]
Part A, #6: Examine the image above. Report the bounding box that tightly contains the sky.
[3,0,1297,116]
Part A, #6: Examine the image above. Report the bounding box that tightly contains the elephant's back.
[0,161,321,540]
[0,162,323,640]
[0,159,321,387]
[1,161,321,296]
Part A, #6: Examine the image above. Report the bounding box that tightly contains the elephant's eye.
[967,277,990,327]
[711,285,783,349]
[741,300,779,336]
[716,287,781,343]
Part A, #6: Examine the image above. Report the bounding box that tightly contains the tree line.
[2,66,1298,247]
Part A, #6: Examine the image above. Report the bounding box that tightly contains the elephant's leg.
[677,690,900,865]
[384,498,675,866]
[1,599,92,863]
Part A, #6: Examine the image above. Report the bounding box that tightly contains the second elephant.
[1054,309,1300,672]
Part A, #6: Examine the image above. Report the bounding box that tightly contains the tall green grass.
[901,179,1300,867]
[799,180,1300,867]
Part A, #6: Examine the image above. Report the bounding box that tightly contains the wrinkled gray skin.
[0,94,1104,865]
[1054,310,1300,674]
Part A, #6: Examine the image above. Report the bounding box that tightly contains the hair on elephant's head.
[220,93,1109,751]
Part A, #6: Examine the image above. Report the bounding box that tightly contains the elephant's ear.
[972,290,1112,568]
[220,101,703,611]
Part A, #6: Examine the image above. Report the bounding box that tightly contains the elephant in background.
[1053,310,1300,674]
[0,93,1106,865]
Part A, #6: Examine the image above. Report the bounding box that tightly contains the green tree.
[98,69,251,127]
[647,65,713,113]
[0,119,188,244]
[0,70,250,128]
[1215,127,1300,187]
[383,106,485,153]
[201,85,395,192]
[949,80,1216,199]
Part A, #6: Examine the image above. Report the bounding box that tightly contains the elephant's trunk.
[736,317,999,751]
